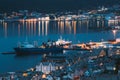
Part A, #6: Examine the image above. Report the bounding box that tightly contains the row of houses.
[85,48,120,76]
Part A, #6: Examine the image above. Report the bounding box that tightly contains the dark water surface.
[0,20,119,73]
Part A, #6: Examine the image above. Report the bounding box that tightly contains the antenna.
[60,36,62,40]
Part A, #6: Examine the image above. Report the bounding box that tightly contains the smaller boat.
[111,25,120,30]
[55,36,72,46]
[14,41,63,55]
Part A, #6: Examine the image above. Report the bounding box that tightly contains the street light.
[112,30,117,39]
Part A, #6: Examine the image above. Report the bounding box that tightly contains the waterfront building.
[36,62,63,74]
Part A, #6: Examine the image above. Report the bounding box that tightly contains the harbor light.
[23,73,28,77]
[112,30,117,39]
[100,63,103,66]
[60,66,63,69]
[113,67,116,70]
[42,74,46,78]
[56,66,58,70]
[31,68,34,71]
[68,64,71,66]
[112,30,116,34]
[35,74,38,76]
[43,54,47,58]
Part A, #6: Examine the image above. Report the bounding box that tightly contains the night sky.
[0,0,119,12]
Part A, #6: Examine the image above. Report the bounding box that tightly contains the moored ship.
[14,41,63,55]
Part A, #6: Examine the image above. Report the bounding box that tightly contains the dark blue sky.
[0,0,119,12]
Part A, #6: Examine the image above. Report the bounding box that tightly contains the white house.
[36,62,62,74]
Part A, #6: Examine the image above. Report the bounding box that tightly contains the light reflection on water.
[1,20,97,37]
[0,20,120,73]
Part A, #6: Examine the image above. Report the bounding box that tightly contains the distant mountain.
[0,0,119,12]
